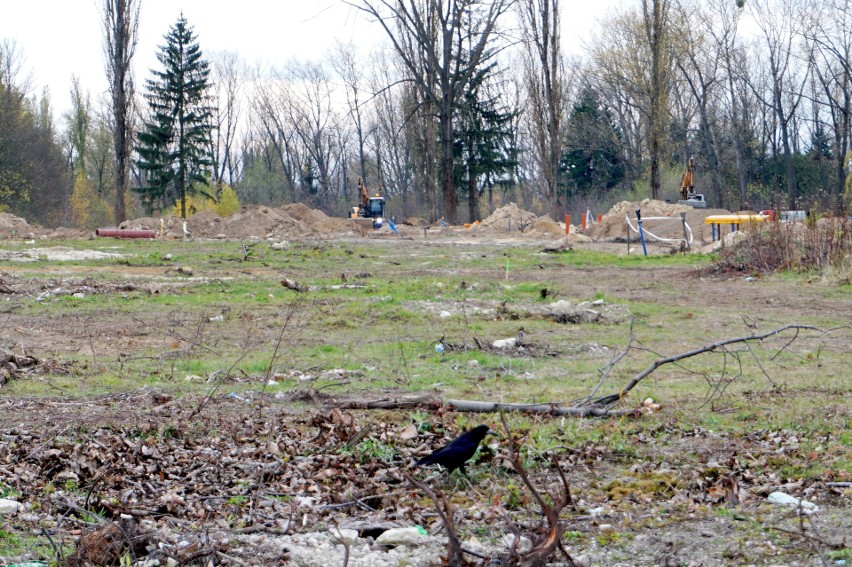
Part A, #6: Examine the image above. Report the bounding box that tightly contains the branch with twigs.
[499,411,575,567]
[585,324,828,409]
[403,473,466,566]
[330,324,833,418]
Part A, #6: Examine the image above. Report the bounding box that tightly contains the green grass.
[1,238,847,428]
[1,235,848,566]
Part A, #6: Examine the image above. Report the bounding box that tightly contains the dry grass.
[712,217,852,277]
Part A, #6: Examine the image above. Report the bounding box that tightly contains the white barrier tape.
[625,215,694,244]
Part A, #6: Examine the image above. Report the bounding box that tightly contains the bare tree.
[278,60,346,207]
[102,0,140,225]
[250,73,300,204]
[747,0,810,209]
[519,0,565,215]
[803,0,852,213]
[330,42,372,187]
[356,0,515,224]
[672,1,726,207]
[368,50,418,215]
[209,51,244,187]
[588,13,652,194]
[642,0,672,201]
[715,0,754,209]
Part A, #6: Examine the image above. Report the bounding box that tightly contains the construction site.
[0,199,849,567]
[1,198,751,252]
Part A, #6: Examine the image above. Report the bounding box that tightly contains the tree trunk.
[643,0,669,202]
[103,0,139,225]
[440,105,457,223]
[467,171,478,222]
[698,103,723,207]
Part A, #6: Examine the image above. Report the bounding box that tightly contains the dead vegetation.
[0,393,848,566]
[710,216,852,276]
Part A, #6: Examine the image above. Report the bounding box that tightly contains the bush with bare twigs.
[711,216,852,278]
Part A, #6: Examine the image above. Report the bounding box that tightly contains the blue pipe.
[636,209,648,256]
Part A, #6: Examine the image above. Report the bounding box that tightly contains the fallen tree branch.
[587,324,825,408]
[329,394,640,417]
[330,325,829,417]
[404,473,466,566]
[499,412,575,567]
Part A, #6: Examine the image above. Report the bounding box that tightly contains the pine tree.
[560,87,625,198]
[135,15,214,218]
[453,64,518,222]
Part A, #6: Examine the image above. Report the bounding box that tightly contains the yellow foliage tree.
[172,192,216,217]
[69,172,112,229]
[216,184,240,217]
[172,183,240,217]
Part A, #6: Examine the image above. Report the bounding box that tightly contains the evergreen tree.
[135,15,214,218]
[453,64,518,222]
[560,87,625,198]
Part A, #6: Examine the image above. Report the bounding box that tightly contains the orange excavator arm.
[680,157,695,200]
[358,177,369,209]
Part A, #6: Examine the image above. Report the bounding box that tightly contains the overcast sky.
[1,0,620,119]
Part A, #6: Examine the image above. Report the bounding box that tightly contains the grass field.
[0,235,849,565]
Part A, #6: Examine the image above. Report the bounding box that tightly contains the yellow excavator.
[678,157,706,208]
[349,177,385,229]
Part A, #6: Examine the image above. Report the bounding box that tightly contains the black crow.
[414,424,495,478]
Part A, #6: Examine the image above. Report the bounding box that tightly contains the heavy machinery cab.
[350,177,385,228]
[367,197,384,219]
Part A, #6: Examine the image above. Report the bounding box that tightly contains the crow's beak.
[486,429,499,436]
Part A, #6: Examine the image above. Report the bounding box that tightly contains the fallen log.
[329,394,640,417]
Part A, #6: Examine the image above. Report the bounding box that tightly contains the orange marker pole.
[565,214,571,234]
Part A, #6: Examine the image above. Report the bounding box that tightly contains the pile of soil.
[120,204,358,240]
[479,202,539,232]
[585,199,730,243]
[459,203,567,239]
[0,213,89,240]
[525,215,566,238]
[0,213,37,238]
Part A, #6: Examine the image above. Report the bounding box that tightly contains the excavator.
[678,157,707,208]
[349,177,385,229]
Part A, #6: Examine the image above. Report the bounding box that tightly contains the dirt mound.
[278,203,354,235]
[526,215,566,238]
[217,205,290,239]
[118,204,360,240]
[0,212,35,238]
[480,202,538,232]
[585,199,730,242]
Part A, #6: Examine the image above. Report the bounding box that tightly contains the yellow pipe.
[704,214,769,225]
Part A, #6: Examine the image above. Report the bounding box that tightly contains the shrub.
[711,217,852,276]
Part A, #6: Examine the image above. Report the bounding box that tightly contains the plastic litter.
[766,491,819,514]
[0,498,22,515]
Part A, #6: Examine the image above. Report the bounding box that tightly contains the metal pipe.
[635,209,648,256]
[95,228,156,239]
